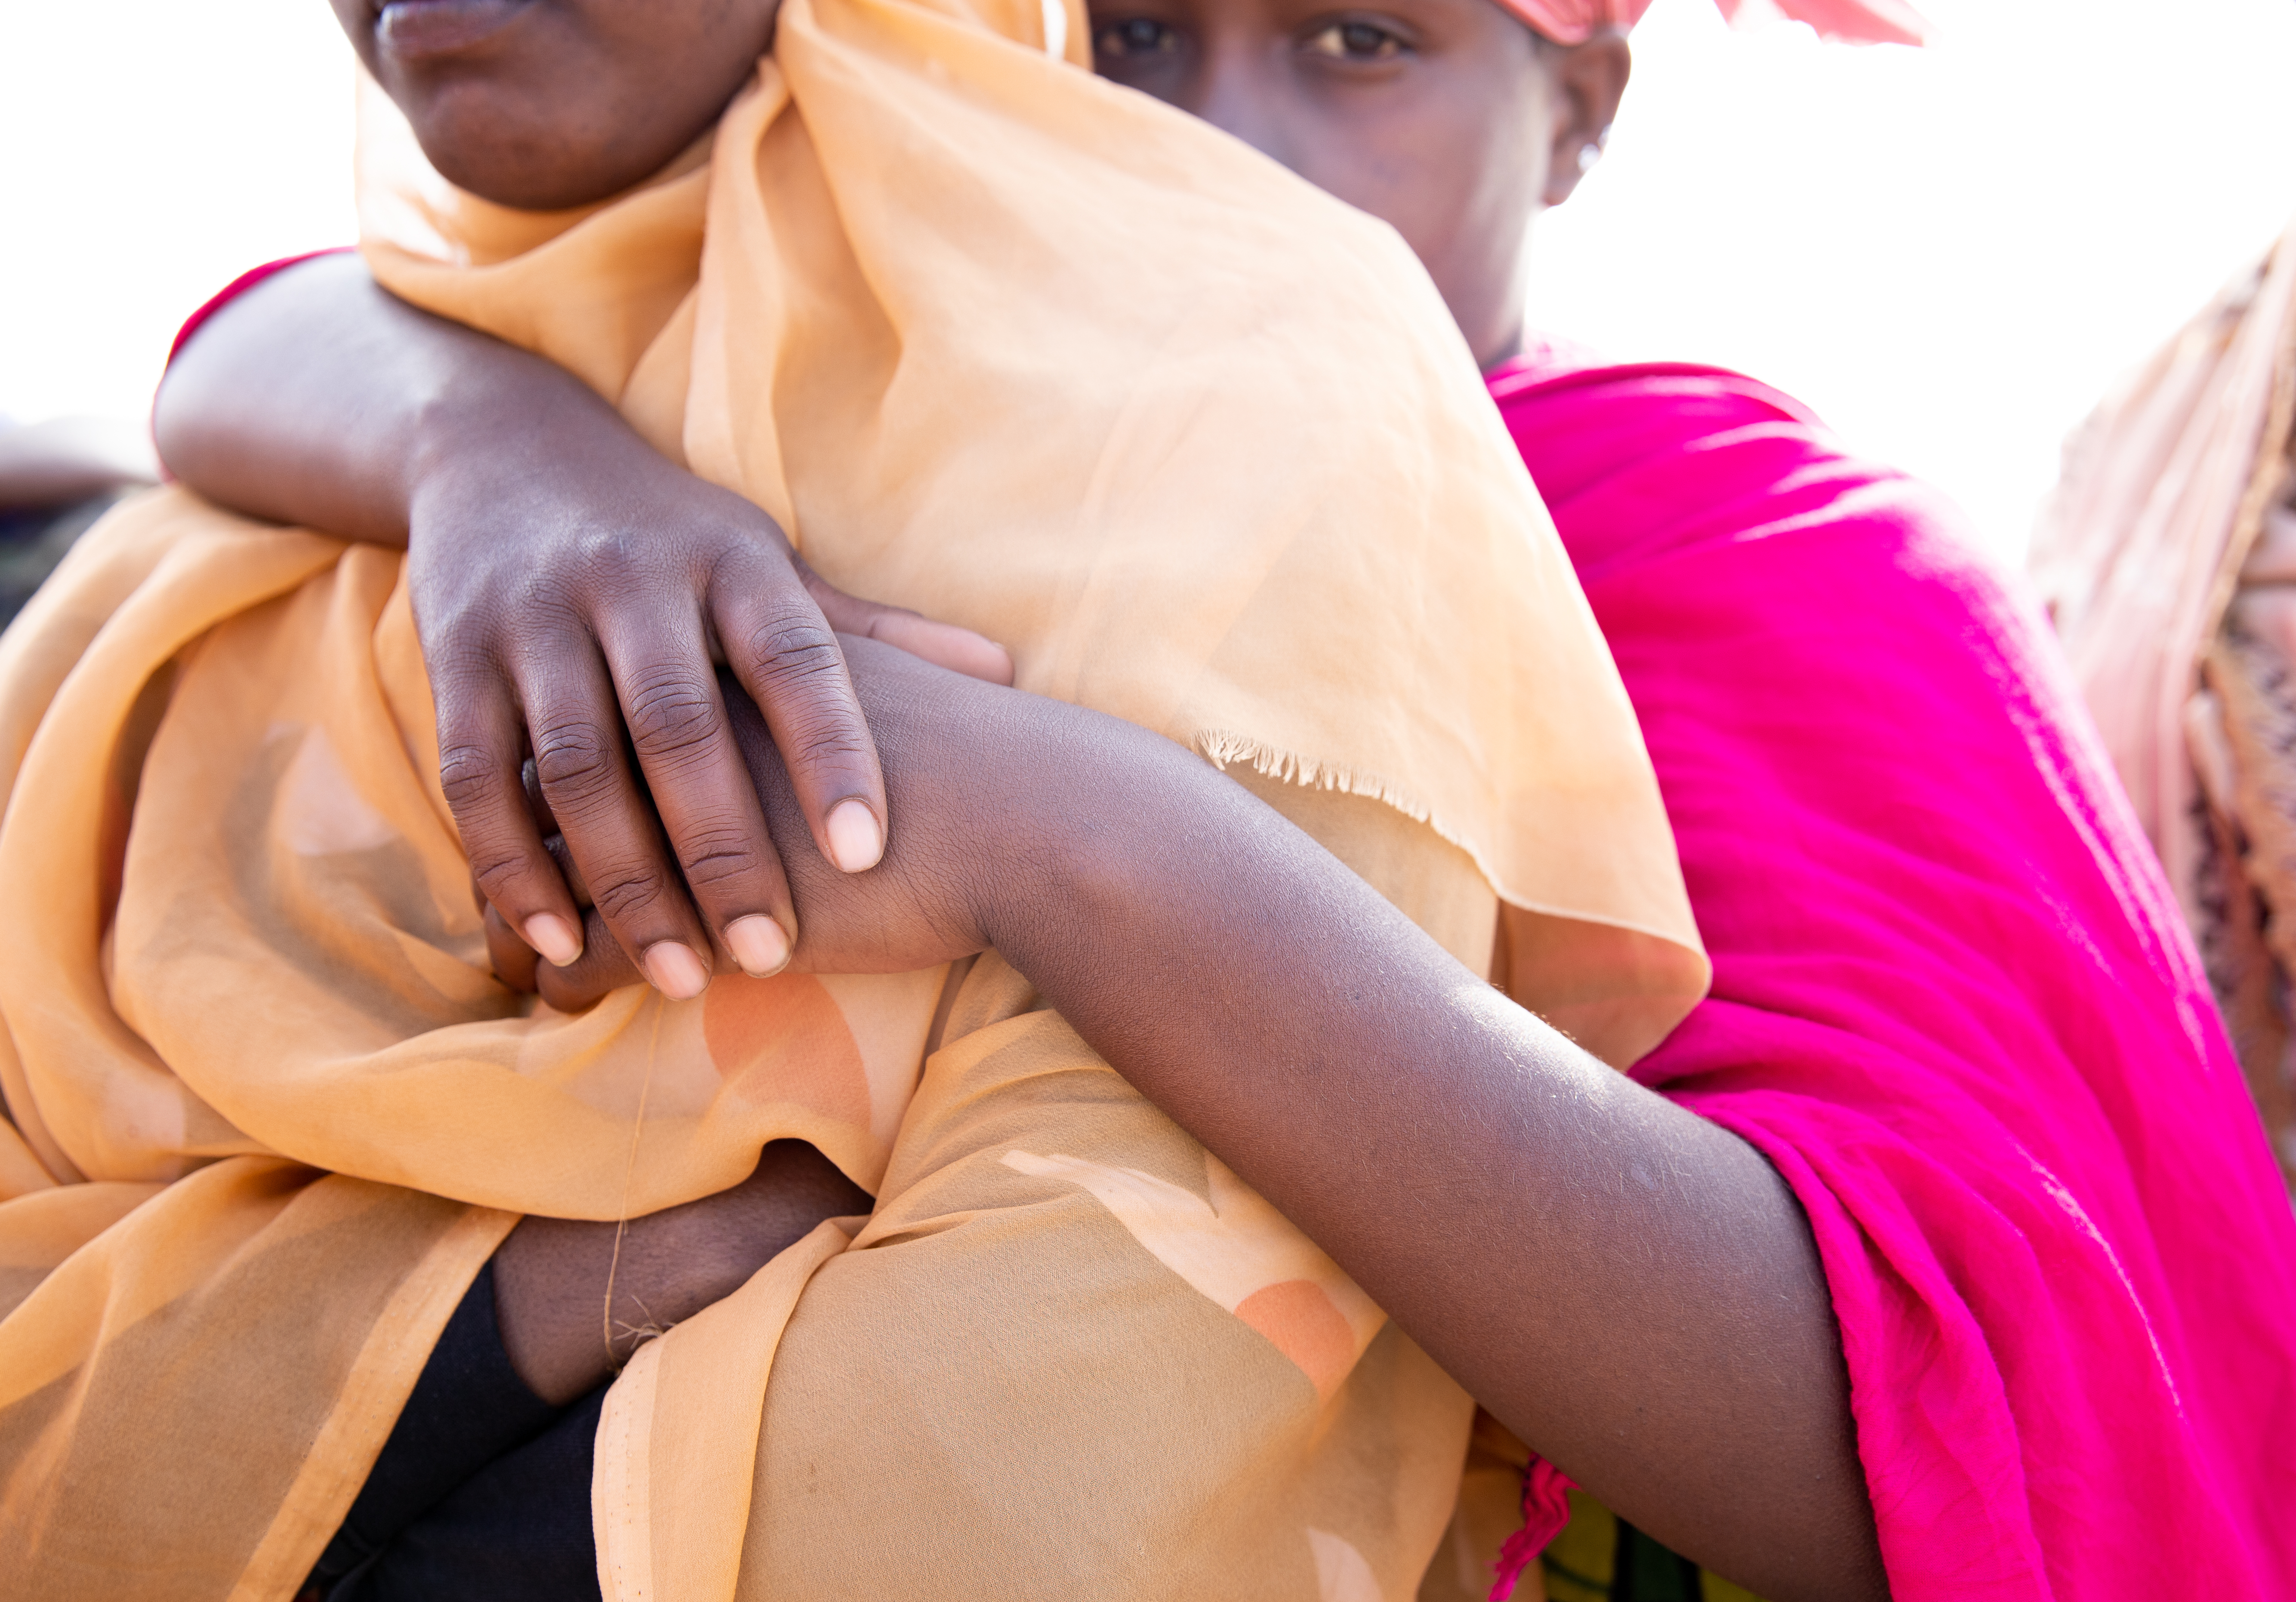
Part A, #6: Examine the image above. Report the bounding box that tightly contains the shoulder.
[1516,349,2232,1179]
[1487,346,1925,582]
[1489,345,2213,1105]
[1486,347,2024,732]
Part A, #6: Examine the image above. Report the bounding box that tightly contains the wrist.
[954,698,1193,976]
[401,341,635,539]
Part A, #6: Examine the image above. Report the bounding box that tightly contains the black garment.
[0,489,128,624]
[307,1263,604,1602]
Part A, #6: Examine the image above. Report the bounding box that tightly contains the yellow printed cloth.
[0,0,1707,1596]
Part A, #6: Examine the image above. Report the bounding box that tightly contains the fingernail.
[641,941,711,1000]
[724,915,792,978]
[825,799,884,874]
[524,914,583,968]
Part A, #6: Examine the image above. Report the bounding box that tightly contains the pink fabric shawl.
[1491,345,2296,1597]
[1496,0,1929,46]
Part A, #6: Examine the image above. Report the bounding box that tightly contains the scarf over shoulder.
[0,2,1701,1596]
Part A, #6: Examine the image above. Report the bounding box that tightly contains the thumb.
[801,572,1014,687]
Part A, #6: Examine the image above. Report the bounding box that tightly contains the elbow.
[148,362,196,487]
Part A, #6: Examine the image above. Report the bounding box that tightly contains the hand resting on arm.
[152,253,1011,996]
[151,256,1883,1602]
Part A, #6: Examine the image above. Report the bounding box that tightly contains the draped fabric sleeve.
[1492,357,2296,1599]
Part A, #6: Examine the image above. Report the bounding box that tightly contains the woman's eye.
[1093,17,1181,59]
[1302,20,1405,61]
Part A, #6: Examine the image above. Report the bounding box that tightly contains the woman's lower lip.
[375,0,531,59]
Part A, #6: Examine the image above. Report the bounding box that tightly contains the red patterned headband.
[1496,0,1929,46]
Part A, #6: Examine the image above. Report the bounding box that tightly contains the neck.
[1477,322,1527,373]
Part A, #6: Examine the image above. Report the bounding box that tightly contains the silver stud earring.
[1577,142,1602,174]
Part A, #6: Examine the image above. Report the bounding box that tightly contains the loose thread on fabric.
[1196,729,1442,831]
[601,994,668,1370]
[1198,728,1516,912]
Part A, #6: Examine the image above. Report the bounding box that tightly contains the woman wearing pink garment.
[147,0,2296,1599]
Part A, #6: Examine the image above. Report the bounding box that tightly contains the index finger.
[594,608,800,981]
[711,547,889,877]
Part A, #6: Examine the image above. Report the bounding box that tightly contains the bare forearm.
[956,707,1883,1600]
[151,253,638,546]
[722,648,1875,1594]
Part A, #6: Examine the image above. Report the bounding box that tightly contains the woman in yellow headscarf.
[0,1,1714,1598]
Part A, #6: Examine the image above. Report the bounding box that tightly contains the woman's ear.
[1541,29,1631,207]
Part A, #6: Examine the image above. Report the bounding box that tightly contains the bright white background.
[3,0,2293,562]
[1530,0,2296,560]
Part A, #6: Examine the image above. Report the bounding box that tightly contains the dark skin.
[330,0,781,212]
[156,3,1889,1596]
[1088,0,1628,368]
[157,253,1013,999]
[493,1136,871,1405]
[598,636,1886,1602]
[299,0,1020,999]
[175,0,1621,1004]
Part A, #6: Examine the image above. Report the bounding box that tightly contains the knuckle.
[498,615,581,675]
[466,847,542,902]
[741,610,844,686]
[530,720,618,801]
[438,743,511,815]
[428,656,501,709]
[573,527,650,588]
[674,824,766,892]
[621,669,720,758]
[706,533,780,583]
[495,612,591,688]
[792,721,873,770]
[588,867,671,926]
